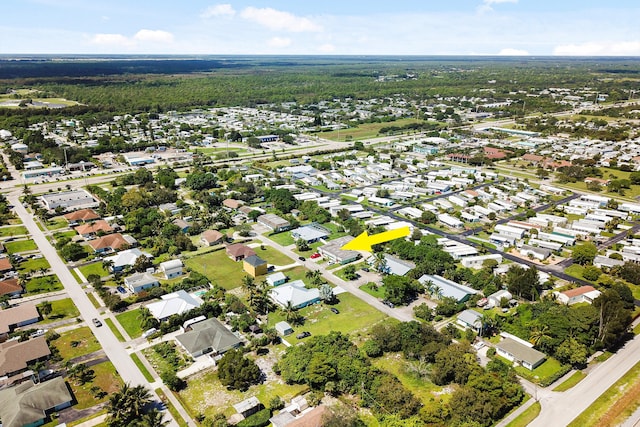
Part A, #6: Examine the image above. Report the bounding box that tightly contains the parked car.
[116,286,126,294]
[310,253,321,259]
[30,329,47,338]
[296,331,311,339]
[142,328,158,338]
[92,318,102,327]
[382,300,395,308]
[362,267,370,272]
[298,256,306,262]
[330,308,340,314]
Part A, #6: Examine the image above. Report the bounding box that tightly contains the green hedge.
[236,408,272,427]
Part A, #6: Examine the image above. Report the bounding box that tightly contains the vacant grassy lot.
[115,308,142,338]
[17,257,51,272]
[360,282,386,299]
[266,292,386,345]
[5,239,38,253]
[53,327,101,360]
[25,274,63,294]
[178,368,307,418]
[184,249,245,290]
[78,262,108,279]
[0,225,27,237]
[255,245,294,265]
[45,218,69,231]
[39,298,79,323]
[317,118,424,141]
[267,232,295,247]
[569,361,640,427]
[69,361,123,409]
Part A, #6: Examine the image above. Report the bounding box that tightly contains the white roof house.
[146,290,202,321]
[104,248,152,271]
[160,259,184,279]
[266,272,287,287]
[270,280,320,309]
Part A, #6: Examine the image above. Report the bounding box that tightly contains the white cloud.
[553,41,640,56]
[318,43,336,53]
[90,33,132,46]
[240,7,322,32]
[498,48,529,55]
[267,37,292,48]
[201,4,235,18]
[134,29,174,43]
[478,0,518,13]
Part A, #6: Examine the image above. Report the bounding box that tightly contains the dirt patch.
[596,378,640,427]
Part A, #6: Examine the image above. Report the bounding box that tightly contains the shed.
[275,321,293,336]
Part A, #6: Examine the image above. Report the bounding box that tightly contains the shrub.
[236,408,271,427]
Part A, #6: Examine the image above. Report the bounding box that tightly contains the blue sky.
[1,0,639,55]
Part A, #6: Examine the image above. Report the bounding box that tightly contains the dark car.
[117,286,126,294]
[382,300,395,308]
[298,256,306,262]
[296,331,311,339]
[362,267,370,272]
[92,318,102,327]
[330,307,340,314]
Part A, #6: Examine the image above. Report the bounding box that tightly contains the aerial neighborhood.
[0,56,638,427]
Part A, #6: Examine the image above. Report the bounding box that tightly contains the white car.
[30,329,47,338]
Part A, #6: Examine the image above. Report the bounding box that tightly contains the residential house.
[460,254,503,269]
[200,230,224,246]
[593,255,624,269]
[270,280,320,309]
[160,259,184,279]
[74,220,113,238]
[418,274,478,303]
[291,224,330,243]
[172,218,191,233]
[63,208,99,224]
[380,254,415,276]
[222,199,244,210]
[0,278,22,298]
[146,290,202,321]
[158,203,181,215]
[555,286,601,305]
[487,289,513,308]
[318,236,360,265]
[226,244,256,261]
[243,255,267,278]
[258,214,291,232]
[0,303,40,342]
[0,336,50,377]
[0,377,73,427]
[103,248,153,273]
[88,233,137,253]
[266,272,287,287]
[175,317,242,357]
[124,272,160,294]
[496,333,546,371]
[457,309,483,333]
[0,258,13,274]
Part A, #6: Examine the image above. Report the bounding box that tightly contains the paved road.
[9,194,180,427]
[530,332,640,427]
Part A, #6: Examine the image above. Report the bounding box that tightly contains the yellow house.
[243,255,267,278]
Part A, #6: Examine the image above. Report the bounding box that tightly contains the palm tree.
[136,409,168,427]
[39,300,53,318]
[373,252,387,274]
[529,324,551,347]
[102,259,114,273]
[305,270,323,286]
[479,313,495,337]
[107,383,152,426]
[241,275,256,294]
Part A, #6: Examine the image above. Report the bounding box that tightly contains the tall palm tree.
[529,324,551,347]
[107,383,153,426]
[479,313,495,337]
[241,275,256,294]
[102,259,114,273]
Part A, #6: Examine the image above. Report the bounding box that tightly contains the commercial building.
[40,189,98,211]
[258,214,291,232]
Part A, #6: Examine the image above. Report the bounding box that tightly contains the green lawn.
[553,371,586,392]
[0,225,27,236]
[52,327,101,360]
[568,361,640,427]
[5,239,38,253]
[360,282,386,299]
[115,308,143,338]
[515,357,567,386]
[53,230,77,240]
[267,232,295,247]
[25,275,63,294]
[45,218,69,231]
[87,292,101,308]
[39,298,79,323]
[564,264,592,282]
[78,262,109,279]
[255,245,294,265]
[184,249,246,290]
[178,367,307,418]
[132,353,155,382]
[69,361,123,409]
[105,318,125,342]
[266,293,387,345]
[17,257,51,273]
[505,401,541,427]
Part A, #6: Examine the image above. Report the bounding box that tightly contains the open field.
[115,308,142,338]
[317,118,424,141]
[184,249,249,290]
[254,245,294,265]
[5,239,38,253]
[266,292,387,345]
[0,226,27,236]
[53,326,101,360]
